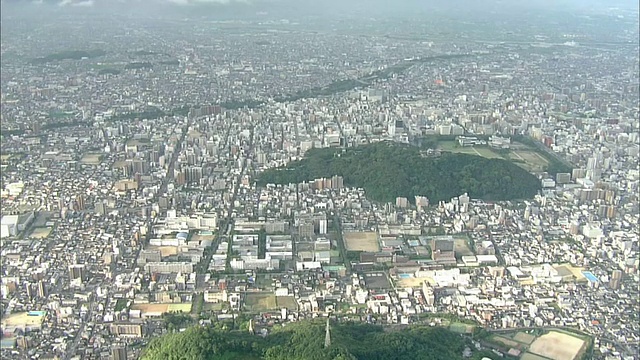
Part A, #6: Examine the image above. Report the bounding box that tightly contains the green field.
[276,296,298,310]
[491,335,520,348]
[438,140,548,172]
[454,237,474,257]
[508,149,549,172]
[514,331,536,345]
[437,141,503,159]
[483,328,590,360]
[114,299,128,312]
[521,353,550,360]
[449,322,475,334]
[244,292,277,311]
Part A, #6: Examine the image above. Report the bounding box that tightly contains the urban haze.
[0,1,638,360]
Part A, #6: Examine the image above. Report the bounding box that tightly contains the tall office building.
[318,219,327,235]
[25,282,33,300]
[37,280,47,298]
[95,201,107,216]
[111,345,127,360]
[76,194,85,211]
[69,264,85,283]
[609,270,623,290]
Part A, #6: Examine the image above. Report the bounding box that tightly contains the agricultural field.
[343,231,380,252]
[244,292,277,311]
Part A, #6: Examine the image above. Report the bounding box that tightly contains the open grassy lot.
[437,141,503,159]
[203,303,225,311]
[114,299,129,312]
[276,296,298,310]
[437,139,551,173]
[244,292,277,311]
[255,274,274,289]
[344,231,380,252]
[508,149,549,172]
[29,227,52,239]
[491,335,520,348]
[521,353,551,360]
[449,322,475,334]
[454,237,474,257]
[514,331,536,345]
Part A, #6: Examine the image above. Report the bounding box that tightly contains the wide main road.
[197,123,255,274]
[134,118,192,266]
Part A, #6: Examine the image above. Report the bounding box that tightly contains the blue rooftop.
[582,271,599,283]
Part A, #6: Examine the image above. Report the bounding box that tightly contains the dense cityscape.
[0,1,638,360]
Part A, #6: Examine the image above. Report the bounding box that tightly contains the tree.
[257,142,540,204]
[142,320,479,360]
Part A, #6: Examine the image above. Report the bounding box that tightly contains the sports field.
[437,139,551,173]
[528,331,587,360]
[29,227,52,239]
[1,311,47,327]
[344,231,380,252]
[131,303,192,315]
[508,150,548,172]
[437,141,502,159]
[397,276,436,288]
[454,237,474,256]
[81,153,103,165]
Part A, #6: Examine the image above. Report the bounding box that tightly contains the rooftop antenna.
[324,317,331,348]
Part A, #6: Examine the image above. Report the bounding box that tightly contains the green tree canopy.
[141,320,480,360]
[258,141,541,203]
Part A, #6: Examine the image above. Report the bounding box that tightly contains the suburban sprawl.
[0,2,639,360]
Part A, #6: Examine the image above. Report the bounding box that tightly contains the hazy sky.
[1,0,638,21]
[2,0,638,8]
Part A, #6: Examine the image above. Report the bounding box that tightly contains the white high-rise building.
[388,119,395,136]
[319,219,327,235]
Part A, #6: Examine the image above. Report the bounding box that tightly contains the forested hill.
[258,141,541,203]
[141,321,497,360]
